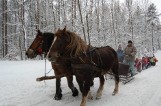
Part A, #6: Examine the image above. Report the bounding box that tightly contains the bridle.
[28,35,43,55]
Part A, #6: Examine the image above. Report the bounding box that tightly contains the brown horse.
[47,27,119,106]
[26,30,78,100]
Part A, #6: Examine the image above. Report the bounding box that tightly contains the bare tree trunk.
[45,0,49,28]
[13,11,17,47]
[86,15,90,45]
[29,0,34,37]
[95,0,100,38]
[157,38,160,50]
[131,16,134,40]
[89,0,93,33]
[101,0,106,40]
[144,14,148,47]
[2,0,8,58]
[62,0,67,28]
[151,24,154,53]
[143,0,149,48]
[156,27,161,50]
[126,0,134,41]
[52,7,57,32]
[114,1,120,44]
[15,0,26,60]
[77,0,86,42]
[110,0,117,49]
[72,0,76,31]
[35,0,43,59]
[21,0,27,60]
[57,0,61,28]
[35,0,40,30]
[17,1,23,60]
[17,0,26,60]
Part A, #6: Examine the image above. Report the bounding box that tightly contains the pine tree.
[147,3,160,53]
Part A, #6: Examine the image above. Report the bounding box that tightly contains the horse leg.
[54,78,62,100]
[96,75,105,99]
[75,76,83,93]
[112,66,119,95]
[80,79,91,106]
[87,91,93,100]
[90,79,94,87]
[87,78,94,100]
[66,76,79,97]
[112,75,119,95]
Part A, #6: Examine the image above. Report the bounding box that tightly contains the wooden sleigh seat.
[118,63,130,77]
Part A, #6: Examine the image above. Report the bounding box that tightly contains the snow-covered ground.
[1,51,161,106]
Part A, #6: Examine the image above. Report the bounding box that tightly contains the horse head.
[47,26,88,62]
[47,27,69,61]
[26,30,54,59]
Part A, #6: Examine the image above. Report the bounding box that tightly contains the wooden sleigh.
[36,63,134,84]
[107,63,134,84]
[118,63,134,84]
[36,74,65,81]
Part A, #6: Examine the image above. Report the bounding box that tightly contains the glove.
[125,55,129,57]
[131,52,135,56]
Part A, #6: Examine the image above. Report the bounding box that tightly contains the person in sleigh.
[134,58,142,72]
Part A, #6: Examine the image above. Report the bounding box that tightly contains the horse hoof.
[88,92,93,100]
[112,91,117,96]
[54,96,61,100]
[54,94,62,100]
[96,92,102,99]
[72,88,79,97]
[96,97,101,100]
[112,92,116,96]
[88,96,93,100]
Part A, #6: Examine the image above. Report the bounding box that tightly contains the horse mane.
[42,32,54,53]
[65,30,88,57]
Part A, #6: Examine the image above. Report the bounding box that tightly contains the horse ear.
[62,26,66,32]
[37,30,41,34]
[37,30,43,37]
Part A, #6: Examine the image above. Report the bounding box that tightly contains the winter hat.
[118,44,122,49]
[128,40,132,43]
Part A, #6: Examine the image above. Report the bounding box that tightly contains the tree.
[77,0,86,42]
[2,0,8,58]
[126,0,134,41]
[147,3,160,53]
[110,0,117,48]
[0,0,161,60]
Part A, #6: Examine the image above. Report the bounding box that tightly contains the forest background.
[0,0,161,60]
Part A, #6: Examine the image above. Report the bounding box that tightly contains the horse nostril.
[26,52,28,56]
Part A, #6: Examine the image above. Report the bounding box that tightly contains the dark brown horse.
[47,27,119,106]
[26,30,78,100]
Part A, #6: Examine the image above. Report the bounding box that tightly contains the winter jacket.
[117,49,124,62]
[124,45,137,61]
[142,57,148,65]
[154,57,158,62]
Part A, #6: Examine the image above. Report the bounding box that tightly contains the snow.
[1,51,161,106]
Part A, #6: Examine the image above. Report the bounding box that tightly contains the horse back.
[92,46,118,70]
